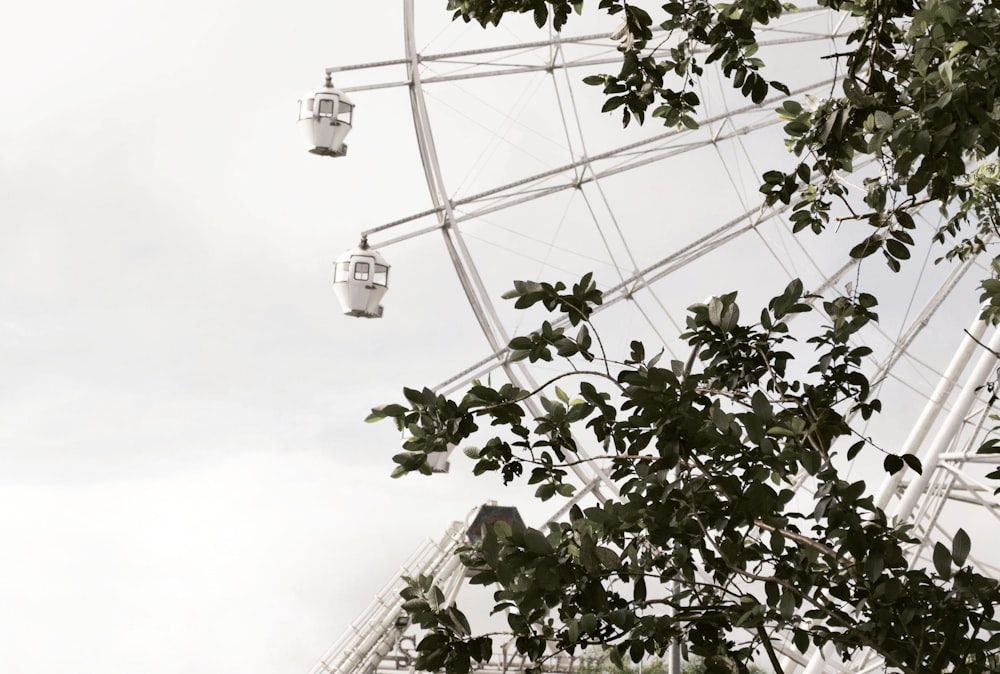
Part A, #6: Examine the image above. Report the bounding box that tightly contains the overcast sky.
[0,2,524,671]
[1,2,992,673]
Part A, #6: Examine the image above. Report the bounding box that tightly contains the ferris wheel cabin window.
[337,102,353,125]
[353,261,370,281]
[317,98,335,118]
[334,261,351,283]
[373,263,388,286]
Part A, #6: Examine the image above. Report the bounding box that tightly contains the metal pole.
[873,315,988,510]
[669,577,682,674]
[894,324,1000,521]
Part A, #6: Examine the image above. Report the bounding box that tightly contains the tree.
[368,2,1000,673]
[378,277,1000,673]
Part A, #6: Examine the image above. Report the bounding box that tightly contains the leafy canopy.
[373,276,1000,674]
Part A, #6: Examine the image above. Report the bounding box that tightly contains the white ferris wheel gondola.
[332,240,389,319]
[298,74,354,157]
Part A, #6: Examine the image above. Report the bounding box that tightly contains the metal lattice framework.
[309,2,1000,673]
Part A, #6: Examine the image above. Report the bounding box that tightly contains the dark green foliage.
[376,279,1000,674]
[577,651,769,674]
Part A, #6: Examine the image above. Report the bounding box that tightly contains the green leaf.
[751,390,772,420]
[933,541,953,578]
[555,483,576,497]
[630,340,645,362]
[595,546,620,570]
[566,618,580,642]
[524,528,553,555]
[629,641,644,663]
[428,585,445,610]
[782,99,803,115]
[895,210,915,229]
[865,550,884,580]
[481,525,500,567]
[843,78,863,103]
[939,60,953,87]
[779,589,795,618]
[952,528,971,566]
[846,439,866,460]
[901,453,922,475]
[885,238,911,260]
[633,576,647,603]
[708,297,724,327]
[368,403,406,423]
[883,454,905,474]
[850,235,883,259]
[948,40,968,58]
[532,3,547,28]
[800,451,820,475]
[602,96,627,112]
[445,605,472,636]
[793,629,810,654]
[976,438,1000,454]
[720,301,740,331]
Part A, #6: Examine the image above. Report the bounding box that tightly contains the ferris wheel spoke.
[331,5,848,94]
[363,78,837,249]
[431,198,796,396]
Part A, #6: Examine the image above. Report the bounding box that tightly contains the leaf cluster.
[374,277,1000,673]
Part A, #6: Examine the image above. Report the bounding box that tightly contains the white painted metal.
[299,78,354,157]
[873,315,989,510]
[332,244,389,318]
[894,325,1000,521]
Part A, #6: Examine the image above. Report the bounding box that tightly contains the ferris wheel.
[301,2,1000,673]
